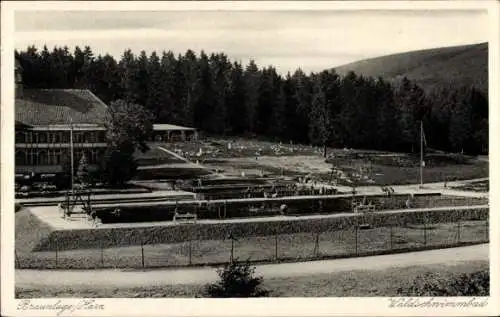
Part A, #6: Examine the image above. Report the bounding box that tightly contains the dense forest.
[15,45,488,155]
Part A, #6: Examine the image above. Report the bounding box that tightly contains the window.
[61,131,70,143]
[54,132,61,143]
[89,132,97,143]
[54,149,62,165]
[15,150,25,165]
[47,149,62,165]
[38,133,47,143]
[89,148,98,164]
[39,150,48,165]
[25,132,33,143]
[15,132,25,143]
[27,149,39,165]
[98,131,106,143]
[74,132,82,143]
[82,132,88,143]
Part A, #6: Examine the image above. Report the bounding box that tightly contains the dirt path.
[16,244,488,289]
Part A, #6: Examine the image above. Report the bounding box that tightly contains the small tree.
[76,153,90,186]
[103,99,154,186]
[203,260,270,298]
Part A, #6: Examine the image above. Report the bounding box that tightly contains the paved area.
[28,202,487,231]
[16,190,196,204]
[317,178,488,197]
[15,244,489,288]
[21,176,488,231]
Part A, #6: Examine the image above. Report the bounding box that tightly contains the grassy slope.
[15,208,53,254]
[16,260,488,298]
[333,42,488,93]
[19,220,488,269]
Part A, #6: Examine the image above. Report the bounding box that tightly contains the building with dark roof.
[14,58,197,186]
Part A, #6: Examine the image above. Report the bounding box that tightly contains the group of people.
[240,183,336,199]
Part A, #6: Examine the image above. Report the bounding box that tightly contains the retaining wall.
[35,205,488,251]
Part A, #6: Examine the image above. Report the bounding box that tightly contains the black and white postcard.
[1,1,499,316]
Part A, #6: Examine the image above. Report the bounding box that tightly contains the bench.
[174,212,197,224]
[381,186,395,195]
[354,204,376,213]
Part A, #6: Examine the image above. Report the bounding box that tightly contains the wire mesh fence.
[16,219,489,270]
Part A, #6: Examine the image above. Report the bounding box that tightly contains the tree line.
[16,45,488,155]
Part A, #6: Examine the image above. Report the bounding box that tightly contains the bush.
[15,203,23,213]
[203,260,270,298]
[397,270,489,296]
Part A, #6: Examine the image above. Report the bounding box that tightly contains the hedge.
[34,206,488,251]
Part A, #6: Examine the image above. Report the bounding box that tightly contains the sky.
[14,9,489,74]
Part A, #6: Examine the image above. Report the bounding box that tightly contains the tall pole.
[420,120,423,188]
[70,118,74,193]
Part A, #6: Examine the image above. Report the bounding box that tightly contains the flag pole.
[70,117,74,194]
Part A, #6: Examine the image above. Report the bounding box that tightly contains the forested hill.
[15,45,488,155]
[333,42,488,94]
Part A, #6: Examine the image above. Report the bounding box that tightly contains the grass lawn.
[16,260,489,298]
[207,155,488,186]
[17,220,488,269]
[137,138,488,186]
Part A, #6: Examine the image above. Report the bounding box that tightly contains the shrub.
[397,270,489,296]
[203,259,270,298]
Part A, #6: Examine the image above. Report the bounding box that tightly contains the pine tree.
[270,80,286,139]
[118,49,139,103]
[395,77,428,153]
[158,50,178,123]
[243,60,261,135]
[449,87,474,153]
[375,78,401,151]
[309,75,330,156]
[146,51,163,121]
[227,61,247,135]
[291,69,312,144]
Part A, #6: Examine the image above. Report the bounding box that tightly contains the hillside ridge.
[333,42,488,93]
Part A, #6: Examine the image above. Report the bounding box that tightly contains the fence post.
[423,220,427,246]
[189,238,192,266]
[389,226,393,250]
[314,233,320,257]
[485,220,489,242]
[15,251,20,268]
[230,238,234,263]
[274,231,279,261]
[355,223,358,255]
[457,219,461,243]
[100,243,104,268]
[55,240,58,267]
[141,239,145,269]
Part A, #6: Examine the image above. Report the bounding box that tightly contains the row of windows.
[15,131,106,144]
[148,131,197,142]
[15,148,103,166]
